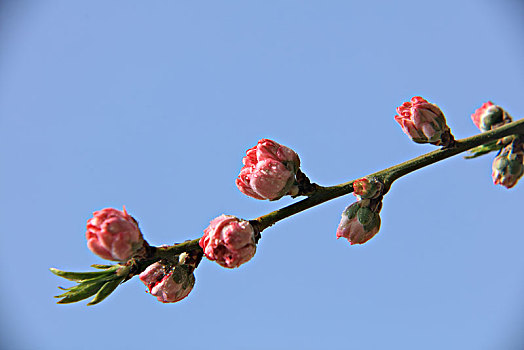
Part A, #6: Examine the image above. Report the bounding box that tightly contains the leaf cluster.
[50,265,128,305]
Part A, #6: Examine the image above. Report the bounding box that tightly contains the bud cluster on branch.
[51,97,524,306]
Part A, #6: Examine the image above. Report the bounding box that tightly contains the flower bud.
[395,96,452,146]
[353,177,383,199]
[336,200,381,245]
[236,139,300,200]
[492,142,524,189]
[139,262,195,303]
[86,207,145,261]
[471,101,512,132]
[199,215,257,268]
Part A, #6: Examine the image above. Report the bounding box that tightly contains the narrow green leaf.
[465,149,497,159]
[55,279,101,298]
[87,277,124,306]
[464,142,502,159]
[56,280,106,304]
[464,152,490,159]
[54,273,122,297]
[91,264,114,269]
[50,267,118,281]
[55,286,77,295]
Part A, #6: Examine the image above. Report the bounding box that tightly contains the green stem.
[153,239,202,258]
[127,239,202,277]
[256,118,524,231]
[54,119,524,300]
[151,118,523,257]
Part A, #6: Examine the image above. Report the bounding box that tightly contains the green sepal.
[344,202,361,220]
[87,276,125,306]
[480,107,504,131]
[357,207,374,226]
[50,266,119,282]
[508,161,524,176]
[56,280,107,304]
[363,213,381,233]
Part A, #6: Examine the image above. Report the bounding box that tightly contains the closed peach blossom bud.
[200,215,257,268]
[336,200,382,245]
[236,139,300,200]
[395,96,453,146]
[139,262,195,303]
[353,177,383,199]
[471,101,512,132]
[86,207,145,261]
[492,142,524,189]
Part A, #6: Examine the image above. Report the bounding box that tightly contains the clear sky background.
[1,1,523,349]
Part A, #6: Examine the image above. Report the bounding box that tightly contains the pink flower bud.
[492,142,524,189]
[336,200,381,245]
[199,215,256,268]
[471,101,512,132]
[353,177,383,199]
[395,96,451,145]
[236,139,300,200]
[139,262,195,303]
[86,207,145,261]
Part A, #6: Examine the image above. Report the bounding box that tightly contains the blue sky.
[1,1,523,349]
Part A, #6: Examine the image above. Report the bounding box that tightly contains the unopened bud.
[353,177,384,199]
[139,262,195,303]
[471,101,512,132]
[336,199,382,245]
[86,207,145,262]
[236,139,300,200]
[492,141,524,189]
[395,96,453,146]
[200,215,257,268]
